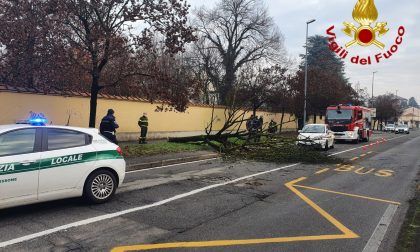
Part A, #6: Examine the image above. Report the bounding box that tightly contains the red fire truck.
[326,105,373,143]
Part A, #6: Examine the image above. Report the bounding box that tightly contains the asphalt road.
[0,131,419,252]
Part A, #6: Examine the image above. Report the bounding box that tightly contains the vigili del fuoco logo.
[326,0,405,65]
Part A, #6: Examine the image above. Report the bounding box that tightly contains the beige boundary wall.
[0,91,297,141]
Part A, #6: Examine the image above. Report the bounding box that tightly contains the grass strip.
[121,142,212,158]
[394,185,420,252]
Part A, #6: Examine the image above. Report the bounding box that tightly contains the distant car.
[296,124,335,150]
[384,124,396,132]
[395,124,409,134]
[0,122,126,210]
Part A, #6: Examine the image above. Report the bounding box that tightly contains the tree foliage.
[374,93,403,126]
[0,0,84,89]
[290,35,361,128]
[236,65,291,115]
[0,0,196,127]
[408,97,419,108]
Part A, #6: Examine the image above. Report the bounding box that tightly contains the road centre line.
[350,157,359,161]
[360,154,367,157]
[362,204,399,252]
[0,134,407,249]
[328,135,406,157]
[293,185,401,205]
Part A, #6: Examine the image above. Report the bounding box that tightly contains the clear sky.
[187,0,420,102]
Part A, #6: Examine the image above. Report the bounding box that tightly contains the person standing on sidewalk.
[138,113,149,144]
[100,109,119,144]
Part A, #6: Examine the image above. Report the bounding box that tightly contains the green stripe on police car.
[0,163,15,173]
[0,150,123,176]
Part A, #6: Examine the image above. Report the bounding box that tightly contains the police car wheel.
[84,170,116,203]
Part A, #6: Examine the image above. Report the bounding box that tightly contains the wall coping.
[0,84,280,112]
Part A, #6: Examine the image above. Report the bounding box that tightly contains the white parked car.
[384,124,396,132]
[296,124,335,150]
[395,124,409,134]
[0,122,126,210]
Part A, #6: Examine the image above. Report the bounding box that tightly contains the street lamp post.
[303,19,316,127]
[371,71,377,99]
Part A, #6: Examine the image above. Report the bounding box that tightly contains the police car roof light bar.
[27,113,48,126]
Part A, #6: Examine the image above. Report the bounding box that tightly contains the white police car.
[0,116,125,210]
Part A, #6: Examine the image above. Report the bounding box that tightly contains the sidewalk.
[125,150,219,172]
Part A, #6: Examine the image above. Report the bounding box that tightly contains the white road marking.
[328,135,406,156]
[0,134,409,248]
[362,204,399,252]
[126,158,219,174]
[0,163,299,248]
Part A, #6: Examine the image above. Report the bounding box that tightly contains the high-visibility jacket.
[138,116,149,127]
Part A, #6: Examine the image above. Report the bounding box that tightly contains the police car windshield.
[301,125,325,133]
[327,109,352,120]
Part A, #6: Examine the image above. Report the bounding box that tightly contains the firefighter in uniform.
[138,113,149,144]
[100,109,119,144]
[268,119,278,134]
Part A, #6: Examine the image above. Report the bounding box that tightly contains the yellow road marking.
[284,178,359,238]
[111,234,354,252]
[294,184,400,205]
[350,157,359,161]
[112,178,401,251]
[111,177,359,252]
[315,168,330,174]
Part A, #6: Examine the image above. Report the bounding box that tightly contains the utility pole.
[371,71,377,98]
[303,19,316,128]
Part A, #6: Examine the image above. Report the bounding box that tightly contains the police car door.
[38,128,95,199]
[0,128,41,205]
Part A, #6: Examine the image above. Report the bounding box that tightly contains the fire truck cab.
[326,105,372,143]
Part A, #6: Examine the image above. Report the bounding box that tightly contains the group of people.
[246,116,278,142]
[246,116,278,134]
[99,109,149,145]
[246,115,264,133]
[99,110,279,145]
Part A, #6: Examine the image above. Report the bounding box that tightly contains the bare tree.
[194,0,285,105]
[53,0,195,127]
[375,94,403,129]
[236,64,290,116]
[0,0,196,127]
